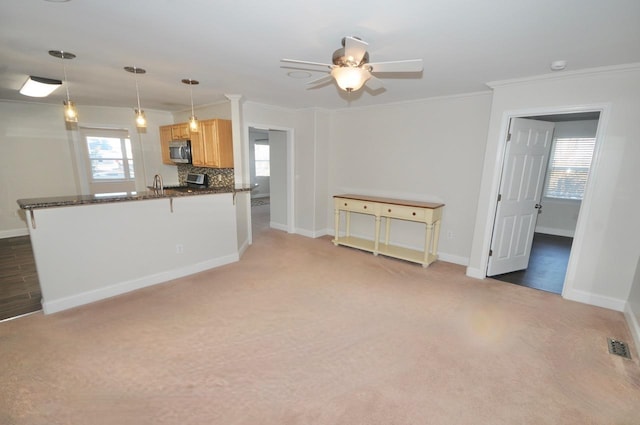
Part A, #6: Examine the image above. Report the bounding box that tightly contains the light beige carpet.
[1,228,639,424]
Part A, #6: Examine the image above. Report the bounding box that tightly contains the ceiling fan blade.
[365,75,384,90]
[281,58,333,68]
[343,36,368,65]
[306,74,333,86]
[368,59,424,73]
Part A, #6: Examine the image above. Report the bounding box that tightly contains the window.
[85,133,135,181]
[543,137,595,200]
[254,143,270,177]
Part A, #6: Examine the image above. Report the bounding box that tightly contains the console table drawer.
[335,198,377,214]
[382,204,426,221]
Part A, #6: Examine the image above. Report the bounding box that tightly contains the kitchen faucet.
[152,174,164,195]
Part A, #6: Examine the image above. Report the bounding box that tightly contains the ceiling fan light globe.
[331,67,370,92]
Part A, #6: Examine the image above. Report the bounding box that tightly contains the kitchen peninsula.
[18,186,251,314]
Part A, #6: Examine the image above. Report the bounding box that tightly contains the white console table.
[332,194,444,267]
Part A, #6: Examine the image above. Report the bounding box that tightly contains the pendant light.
[182,79,199,133]
[124,66,147,129]
[48,50,78,123]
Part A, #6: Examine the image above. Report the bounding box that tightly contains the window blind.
[543,137,595,200]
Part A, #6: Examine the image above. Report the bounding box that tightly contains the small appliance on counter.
[185,173,208,188]
[161,173,208,192]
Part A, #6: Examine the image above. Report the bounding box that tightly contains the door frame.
[476,103,610,298]
[244,122,295,243]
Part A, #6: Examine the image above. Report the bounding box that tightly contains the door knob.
[535,203,542,213]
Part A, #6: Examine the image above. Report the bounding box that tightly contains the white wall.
[535,119,599,237]
[269,130,287,229]
[327,92,493,265]
[0,101,173,237]
[468,65,640,311]
[172,101,231,122]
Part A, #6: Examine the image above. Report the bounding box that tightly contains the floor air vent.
[607,338,631,359]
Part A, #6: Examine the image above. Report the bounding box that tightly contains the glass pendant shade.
[63,100,78,123]
[135,108,147,129]
[182,78,200,133]
[331,66,371,92]
[189,116,199,132]
[125,66,147,130]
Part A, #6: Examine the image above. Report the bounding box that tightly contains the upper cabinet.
[192,119,233,168]
[159,119,233,168]
[159,125,174,165]
[171,123,190,140]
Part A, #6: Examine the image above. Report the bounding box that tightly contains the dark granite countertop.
[17,184,254,210]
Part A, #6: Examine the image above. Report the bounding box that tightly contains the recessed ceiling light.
[550,60,567,71]
[287,71,312,79]
[44,0,71,2]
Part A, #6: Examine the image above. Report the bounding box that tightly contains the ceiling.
[1,0,639,113]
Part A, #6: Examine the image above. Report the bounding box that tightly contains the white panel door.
[487,118,555,276]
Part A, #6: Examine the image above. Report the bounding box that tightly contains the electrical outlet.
[447,231,454,240]
[176,244,184,254]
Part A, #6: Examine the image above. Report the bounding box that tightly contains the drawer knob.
[363,205,367,209]
[344,202,348,206]
[388,209,392,212]
[412,212,416,216]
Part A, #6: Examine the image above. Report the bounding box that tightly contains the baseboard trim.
[0,228,29,239]
[295,228,331,239]
[535,227,575,238]
[437,253,469,267]
[270,222,288,232]
[624,302,640,357]
[466,267,486,279]
[42,253,239,315]
[562,288,626,312]
[238,238,249,257]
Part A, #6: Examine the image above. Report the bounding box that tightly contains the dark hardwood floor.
[0,236,42,321]
[491,233,573,294]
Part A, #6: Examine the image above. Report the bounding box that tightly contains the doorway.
[249,128,271,236]
[488,111,600,294]
[248,127,291,238]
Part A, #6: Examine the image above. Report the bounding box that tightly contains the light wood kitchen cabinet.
[159,123,194,165]
[171,123,190,140]
[159,125,174,165]
[193,119,233,168]
[159,119,233,168]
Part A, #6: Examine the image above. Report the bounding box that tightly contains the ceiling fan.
[281,36,423,93]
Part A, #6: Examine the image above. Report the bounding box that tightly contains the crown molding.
[486,63,640,89]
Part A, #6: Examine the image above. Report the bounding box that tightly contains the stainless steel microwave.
[168,140,192,164]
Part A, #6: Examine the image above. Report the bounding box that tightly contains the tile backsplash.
[177,165,234,188]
